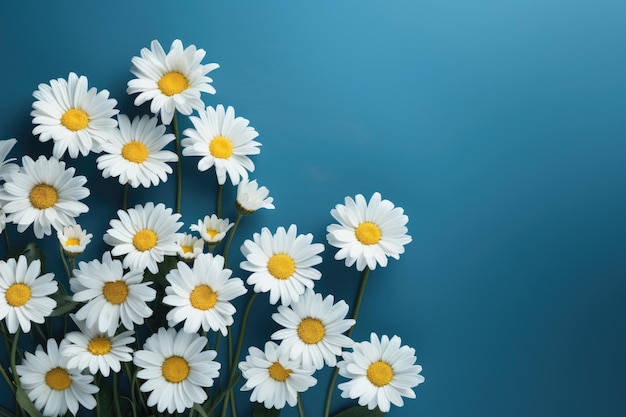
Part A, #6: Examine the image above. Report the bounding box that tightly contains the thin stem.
[3,228,12,254]
[113,372,122,417]
[122,183,129,210]
[222,213,243,267]
[57,242,71,281]
[172,112,183,214]
[9,332,20,390]
[297,393,307,417]
[0,364,14,395]
[216,183,223,218]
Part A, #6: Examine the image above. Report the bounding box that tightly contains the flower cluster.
[0,39,424,417]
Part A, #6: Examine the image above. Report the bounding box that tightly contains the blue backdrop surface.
[1,1,625,416]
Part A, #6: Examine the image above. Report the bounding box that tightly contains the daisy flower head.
[97,114,177,188]
[240,224,324,306]
[134,327,221,414]
[175,232,204,261]
[337,333,425,413]
[70,251,156,336]
[57,223,93,257]
[61,314,135,377]
[239,341,317,410]
[163,253,247,335]
[127,39,220,125]
[181,104,261,185]
[189,214,233,246]
[31,72,119,159]
[326,192,412,271]
[271,288,355,370]
[103,202,183,274]
[0,155,89,239]
[16,338,98,417]
[235,178,274,215]
[0,138,18,181]
[0,255,57,334]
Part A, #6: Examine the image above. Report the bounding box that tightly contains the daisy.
[189,214,233,246]
[235,178,274,215]
[0,155,89,239]
[31,72,119,159]
[16,338,99,417]
[0,138,18,181]
[70,251,156,336]
[239,341,317,410]
[57,223,93,257]
[271,288,355,370]
[134,327,221,414]
[175,232,204,261]
[61,315,135,377]
[181,104,261,185]
[163,253,246,335]
[326,192,412,271]
[240,224,324,306]
[337,333,425,413]
[103,202,183,274]
[97,114,177,188]
[127,39,219,125]
[0,256,57,334]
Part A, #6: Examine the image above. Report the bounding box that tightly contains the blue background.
[1,1,625,416]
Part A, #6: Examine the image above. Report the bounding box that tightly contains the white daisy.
[103,202,183,274]
[240,224,324,306]
[31,72,119,159]
[181,104,261,185]
[70,251,156,336]
[326,192,412,271]
[0,256,57,334]
[127,39,219,125]
[337,333,425,413]
[0,155,89,239]
[175,232,204,261]
[61,315,135,377]
[97,114,177,188]
[16,338,99,417]
[271,288,355,370]
[235,178,274,215]
[163,253,247,335]
[239,341,317,410]
[0,138,18,181]
[134,327,221,414]
[57,223,93,257]
[189,214,233,245]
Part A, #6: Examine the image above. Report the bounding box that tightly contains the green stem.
[172,112,183,214]
[222,213,242,267]
[0,364,14,395]
[113,372,122,417]
[3,228,12,254]
[216,183,223,218]
[122,183,129,210]
[57,242,71,281]
[10,332,20,390]
[297,393,306,417]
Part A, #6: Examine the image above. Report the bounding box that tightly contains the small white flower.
[175,232,204,261]
[235,178,274,214]
[0,138,18,181]
[31,72,119,158]
[57,223,93,257]
[189,214,233,245]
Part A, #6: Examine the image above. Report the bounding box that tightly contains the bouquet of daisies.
[0,39,424,417]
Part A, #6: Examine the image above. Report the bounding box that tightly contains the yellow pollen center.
[29,184,58,209]
[87,337,112,355]
[60,108,89,131]
[158,71,189,96]
[65,238,81,247]
[5,283,31,307]
[189,284,217,310]
[45,367,72,391]
[162,356,189,383]
[102,280,129,305]
[121,141,149,163]
[181,245,194,254]
[133,229,157,251]
[267,253,296,280]
[268,362,292,382]
[209,135,234,159]
[367,361,394,387]
[297,317,325,344]
[355,222,382,245]
[206,229,219,239]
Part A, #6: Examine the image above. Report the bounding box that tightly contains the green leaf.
[96,377,115,417]
[21,243,46,271]
[49,294,78,317]
[332,404,385,417]
[193,403,210,417]
[252,403,281,417]
[15,387,43,417]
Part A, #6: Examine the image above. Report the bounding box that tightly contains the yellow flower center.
[45,367,72,391]
[267,253,296,280]
[65,238,81,247]
[102,280,129,305]
[29,184,58,210]
[297,317,325,344]
[189,284,217,310]
[209,135,234,159]
[268,362,292,382]
[87,337,112,356]
[206,229,219,239]
[158,71,189,96]
[5,283,31,307]
[60,108,89,131]
[161,356,189,383]
[355,222,382,245]
[121,141,149,163]
[181,245,194,254]
[366,361,394,387]
[133,229,157,251]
